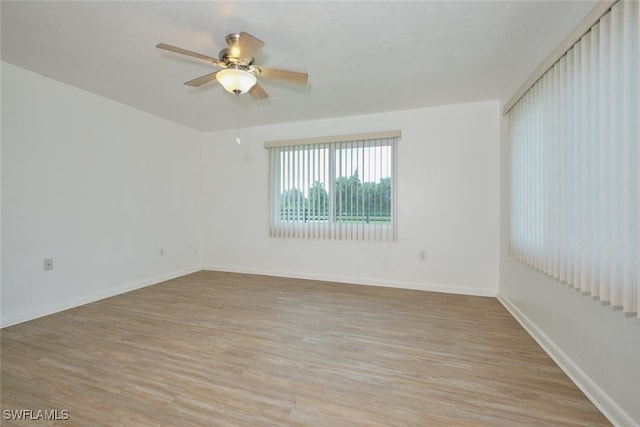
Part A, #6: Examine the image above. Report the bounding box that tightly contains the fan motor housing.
[218,48,254,67]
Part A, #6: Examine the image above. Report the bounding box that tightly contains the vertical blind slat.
[620,0,637,312]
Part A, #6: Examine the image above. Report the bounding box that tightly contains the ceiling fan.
[156,32,308,100]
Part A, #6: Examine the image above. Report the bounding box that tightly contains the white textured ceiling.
[1,1,596,132]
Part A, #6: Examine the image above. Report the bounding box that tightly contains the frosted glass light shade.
[216,68,257,94]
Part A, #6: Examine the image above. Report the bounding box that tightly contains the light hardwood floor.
[1,271,609,426]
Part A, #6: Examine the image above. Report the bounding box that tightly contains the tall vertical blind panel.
[268,135,398,241]
[509,0,638,317]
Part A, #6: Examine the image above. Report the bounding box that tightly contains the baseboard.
[1,266,201,328]
[497,292,637,427]
[203,264,497,297]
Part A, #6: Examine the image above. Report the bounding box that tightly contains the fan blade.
[249,83,269,100]
[156,43,222,66]
[184,71,220,87]
[257,67,308,85]
[234,32,265,58]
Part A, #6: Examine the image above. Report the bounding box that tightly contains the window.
[266,130,399,241]
[509,0,638,317]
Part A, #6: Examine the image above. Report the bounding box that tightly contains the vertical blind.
[266,131,399,241]
[509,0,638,316]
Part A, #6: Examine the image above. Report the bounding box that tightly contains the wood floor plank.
[1,271,610,426]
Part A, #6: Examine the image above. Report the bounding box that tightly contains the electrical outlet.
[159,248,164,257]
[418,250,427,261]
[44,258,53,271]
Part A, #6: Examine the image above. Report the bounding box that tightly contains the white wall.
[201,101,500,296]
[1,62,203,326]
[498,119,640,426]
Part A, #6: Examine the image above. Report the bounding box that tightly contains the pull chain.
[235,92,241,144]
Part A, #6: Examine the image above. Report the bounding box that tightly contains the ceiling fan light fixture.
[216,68,257,94]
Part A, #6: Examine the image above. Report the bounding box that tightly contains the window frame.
[266,130,400,241]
